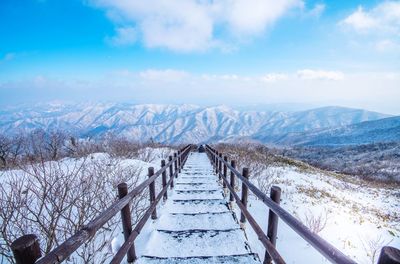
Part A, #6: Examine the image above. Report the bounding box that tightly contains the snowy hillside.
[0,142,400,264]
[0,103,391,144]
[278,116,400,146]
[0,146,173,263]
[244,164,400,264]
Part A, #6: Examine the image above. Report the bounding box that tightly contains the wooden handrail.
[12,144,400,264]
[205,144,358,264]
[13,144,192,264]
[110,171,175,263]
[220,169,286,264]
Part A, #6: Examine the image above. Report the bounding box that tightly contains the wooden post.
[215,151,219,174]
[161,160,168,201]
[378,246,400,264]
[264,186,281,264]
[168,156,174,188]
[230,160,236,204]
[182,149,186,166]
[240,168,249,227]
[174,153,178,178]
[213,152,216,166]
[178,150,181,173]
[11,234,41,264]
[117,183,136,262]
[223,156,228,189]
[218,153,222,179]
[148,167,157,219]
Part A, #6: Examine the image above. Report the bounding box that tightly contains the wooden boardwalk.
[13,145,397,264]
[136,152,260,263]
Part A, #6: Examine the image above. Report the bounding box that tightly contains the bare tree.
[0,134,12,168]
[360,235,393,264]
[46,130,68,160]
[301,209,329,234]
[0,152,146,263]
[106,136,141,159]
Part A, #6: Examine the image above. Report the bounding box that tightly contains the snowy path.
[136,152,260,264]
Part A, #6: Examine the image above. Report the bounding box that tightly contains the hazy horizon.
[1,1,400,114]
[2,99,400,116]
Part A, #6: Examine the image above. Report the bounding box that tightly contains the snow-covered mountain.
[0,102,392,144]
[275,116,400,146]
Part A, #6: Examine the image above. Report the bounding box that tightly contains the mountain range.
[0,102,398,145]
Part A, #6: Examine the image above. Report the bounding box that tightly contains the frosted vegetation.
[0,130,175,263]
[215,143,399,263]
[0,132,398,263]
[278,142,400,183]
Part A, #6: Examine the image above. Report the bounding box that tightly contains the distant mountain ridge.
[0,102,394,145]
[275,116,400,146]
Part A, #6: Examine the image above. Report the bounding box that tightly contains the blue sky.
[0,0,399,114]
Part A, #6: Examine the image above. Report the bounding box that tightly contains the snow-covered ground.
[0,147,174,263]
[1,148,399,264]
[240,165,400,264]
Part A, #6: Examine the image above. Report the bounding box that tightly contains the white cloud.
[341,6,378,33]
[340,2,400,54]
[90,0,303,51]
[297,69,344,80]
[306,3,325,18]
[107,26,137,46]
[223,0,303,35]
[340,2,400,34]
[260,73,288,82]
[3,70,400,114]
[375,39,400,52]
[138,69,189,82]
[201,73,252,81]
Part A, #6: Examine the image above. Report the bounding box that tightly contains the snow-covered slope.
[277,116,400,146]
[243,164,400,264]
[0,103,391,144]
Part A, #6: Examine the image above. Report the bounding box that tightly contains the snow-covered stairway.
[136,152,260,264]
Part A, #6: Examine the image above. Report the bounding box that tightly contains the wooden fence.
[205,144,400,264]
[10,144,400,264]
[10,145,193,264]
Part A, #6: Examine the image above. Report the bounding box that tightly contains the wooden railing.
[205,145,400,264]
[10,144,400,264]
[10,145,193,264]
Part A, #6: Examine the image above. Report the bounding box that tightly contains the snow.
[134,152,260,263]
[239,165,400,264]
[1,149,398,263]
[136,254,260,264]
[0,146,174,264]
[1,102,390,144]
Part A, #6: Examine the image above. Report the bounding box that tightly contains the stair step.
[140,229,252,257]
[175,189,220,193]
[170,199,229,214]
[136,152,260,263]
[136,254,260,264]
[175,184,219,191]
[180,172,215,176]
[157,212,238,231]
[174,190,224,200]
[176,179,218,184]
[175,183,219,188]
[179,176,216,179]
[157,228,241,233]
